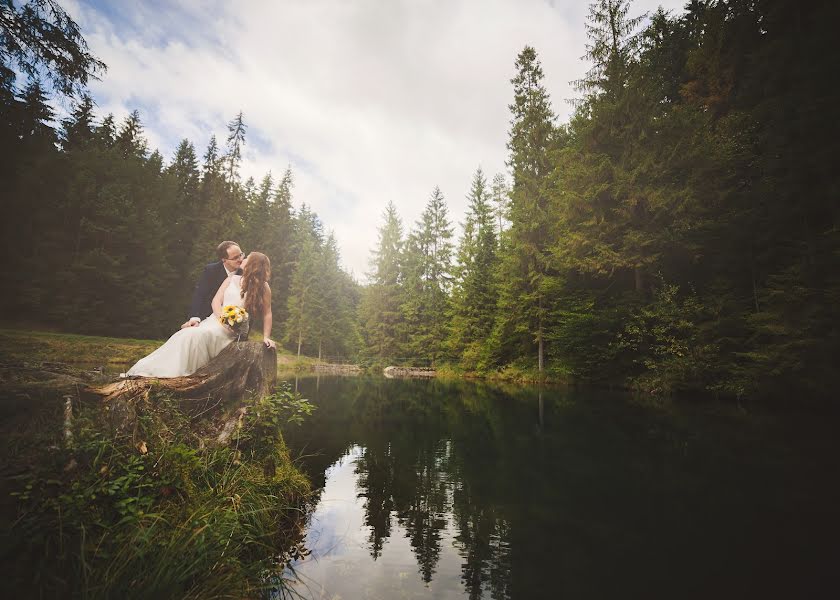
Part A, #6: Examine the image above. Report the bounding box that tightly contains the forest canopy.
[2,0,837,401]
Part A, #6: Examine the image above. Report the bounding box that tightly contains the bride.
[125,252,276,378]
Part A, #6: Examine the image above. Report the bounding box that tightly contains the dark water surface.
[279,376,839,599]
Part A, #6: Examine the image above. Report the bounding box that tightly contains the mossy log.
[88,341,277,433]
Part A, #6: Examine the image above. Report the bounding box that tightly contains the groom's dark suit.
[189,261,241,320]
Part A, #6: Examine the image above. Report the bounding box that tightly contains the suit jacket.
[189,262,238,320]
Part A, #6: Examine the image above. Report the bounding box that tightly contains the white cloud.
[71,0,687,281]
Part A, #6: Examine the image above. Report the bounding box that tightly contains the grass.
[4,389,312,598]
[0,326,316,598]
[0,326,333,377]
[0,328,161,365]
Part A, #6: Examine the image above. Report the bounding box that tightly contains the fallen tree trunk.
[313,363,363,375]
[88,342,277,433]
[383,365,436,378]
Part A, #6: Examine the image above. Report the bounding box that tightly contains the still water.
[279,376,839,599]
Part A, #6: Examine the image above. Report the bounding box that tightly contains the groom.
[180,240,244,329]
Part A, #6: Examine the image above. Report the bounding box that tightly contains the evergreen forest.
[2,0,837,401]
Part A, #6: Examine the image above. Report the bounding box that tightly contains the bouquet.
[219,305,249,341]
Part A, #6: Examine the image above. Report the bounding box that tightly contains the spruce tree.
[449,168,498,367]
[402,187,453,365]
[163,139,201,311]
[493,46,557,373]
[6,79,59,313]
[60,94,95,150]
[190,134,241,277]
[360,202,404,362]
[94,113,115,147]
[224,111,246,186]
[315,233,360,361]
[115,110,147,159]
[577,0,644,101]
[490,172,509,239]
[262,166,295,332]
[243,172,273,250]
[284,204,325,357]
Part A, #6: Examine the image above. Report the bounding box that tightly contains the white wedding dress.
[126,275,245,378]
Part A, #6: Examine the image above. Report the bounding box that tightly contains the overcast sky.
[65,0,688,281]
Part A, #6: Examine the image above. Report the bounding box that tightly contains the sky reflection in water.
[281,376,840,600]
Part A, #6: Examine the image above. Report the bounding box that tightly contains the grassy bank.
[0,329,314,598]
[0,328,161,365]
[0,327,324,376]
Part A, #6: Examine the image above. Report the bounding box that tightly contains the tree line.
[359,0,838,401]
[0,86,359,358]
[3,0,837,400]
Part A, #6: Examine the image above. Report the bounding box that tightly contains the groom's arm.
[188,265,215,320]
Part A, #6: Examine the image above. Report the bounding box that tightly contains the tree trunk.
[89,341,277,433]
[74,217,83,262]
[537,294,544,373]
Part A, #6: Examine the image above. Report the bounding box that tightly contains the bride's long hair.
[240,252,271,317]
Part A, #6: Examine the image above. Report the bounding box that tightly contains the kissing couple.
[124,241,276,378]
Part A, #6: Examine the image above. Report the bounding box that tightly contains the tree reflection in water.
[283,377,520,598]
[281,376,840,600]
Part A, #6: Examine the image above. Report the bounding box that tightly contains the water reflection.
[281,377,840,599]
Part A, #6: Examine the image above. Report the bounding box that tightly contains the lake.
[279,376,840,599]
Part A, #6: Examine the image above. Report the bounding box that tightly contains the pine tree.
[168,139,200,214]
[94,113,115,147]
[448,169,498,368]
[60,94,95,150]
[490,172,509,239]
[4,79,59,312]
[402,187,453,365]
[18,79,54,144]
[284,204,325,357]
[577,0,645,101]
[559,0,654,293]
[314,233,360,361]
[224,110,246,187]
[220,113,246,240]
[360,202,404,362]
[115,110,147,159]
[190,134,241,276]
[163,139,201,310]
[0,64,21,193]
[492,46,557,373]
[243,172,273,250]
[262,166,295,333]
